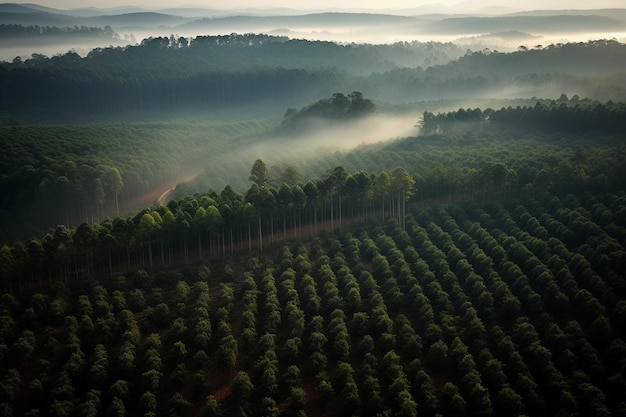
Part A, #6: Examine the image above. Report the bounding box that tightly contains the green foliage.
[0,145,625,417]
[281,92,376,129]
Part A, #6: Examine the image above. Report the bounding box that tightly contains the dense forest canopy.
[281,92,376,130]
[0,4,625,416]
[419,99,626,135]
[1,37,625,119]
[0,151,625,417]
[0,116,275,243]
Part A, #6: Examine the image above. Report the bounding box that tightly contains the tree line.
[419,98,626,135]
[0,161,417,292]
[1,38,624,117]
[0,24,119,41]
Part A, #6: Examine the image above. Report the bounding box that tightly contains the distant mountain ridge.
[0,2,624,35]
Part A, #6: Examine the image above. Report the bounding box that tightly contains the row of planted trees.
[1,189,623,416]
[0,161,417,293]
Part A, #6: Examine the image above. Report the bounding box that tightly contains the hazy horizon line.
[6,2,626,16]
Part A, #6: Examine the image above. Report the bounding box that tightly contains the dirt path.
[122,171,201,214]
[157,185,177,206]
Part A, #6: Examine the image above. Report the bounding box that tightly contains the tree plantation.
[0,101,625,416]
[0,190,624,417]
[1,14,626,416]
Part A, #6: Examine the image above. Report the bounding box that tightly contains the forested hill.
[1,37,625,118]
[281,92,376,129]
[0,24,120,43]
[419,99,626,135]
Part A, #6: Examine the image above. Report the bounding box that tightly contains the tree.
[138,213,157,268]
[168,392,191,415]
[216,334,237,372]
[139,391,157,414]
[324,166,347,228]
[249,159,271,188]
[441,382,467,417]
[204,395,222,417]
[494,385,523,416]
[77,389,101,417]
[231,371,254,403]
[109,380,129,399]
[0,245,14,292]
[348,91,376,117]
[0,369,21,402]
[303,180,320,229]
[260,397,280,417]
[246,183,274,252]
[277,184,293,237]
[390,167,416,230]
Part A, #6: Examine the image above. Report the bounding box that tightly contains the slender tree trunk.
[148,239,153,269]
[339,192,342,227]
[258,215,263,252]
[248,222,252,255]
[330,192,334,229]
[270,214,274,247]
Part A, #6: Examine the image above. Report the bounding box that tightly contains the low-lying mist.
[186,114,419,194]
[275,114,419,151]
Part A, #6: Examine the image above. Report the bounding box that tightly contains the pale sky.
[12,0,626,11]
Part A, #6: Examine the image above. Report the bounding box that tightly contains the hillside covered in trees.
[2,96,624,244]
[1,37,625,118]
[281,92,376,130]
[1,9,625,415]
[0,101,625,416]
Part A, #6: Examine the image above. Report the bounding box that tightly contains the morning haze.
[0,4,625,416]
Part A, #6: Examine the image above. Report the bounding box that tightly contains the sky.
[11,0,626,11]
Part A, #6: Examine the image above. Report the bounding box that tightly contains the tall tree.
[391,167,416,230]
[249,159,271,188]
[138,213,157,268]
[324,166,348,229]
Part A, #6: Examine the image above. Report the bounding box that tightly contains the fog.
[2,5,625,60]
[2,3,625,237]
[0,37,133,62]
[183,114,420,194]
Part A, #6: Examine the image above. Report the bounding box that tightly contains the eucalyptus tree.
[291,184,307,235]
[303,180,320,231]
[246,184,274,252]
[73,223,98,276]
[249,159,271,188]
[391,167,416,230]
[220,185,245,253]
[277,184,293,238]
[0,245,14,292]
[101,166,123,217]
[374,171,391,221]
[138,212,158,268]
[323,166,348,229]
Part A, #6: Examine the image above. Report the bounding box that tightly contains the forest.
[0,101,625,416]
[1,36,624,245]
[1,38,625,118]
[1,7,626,415]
